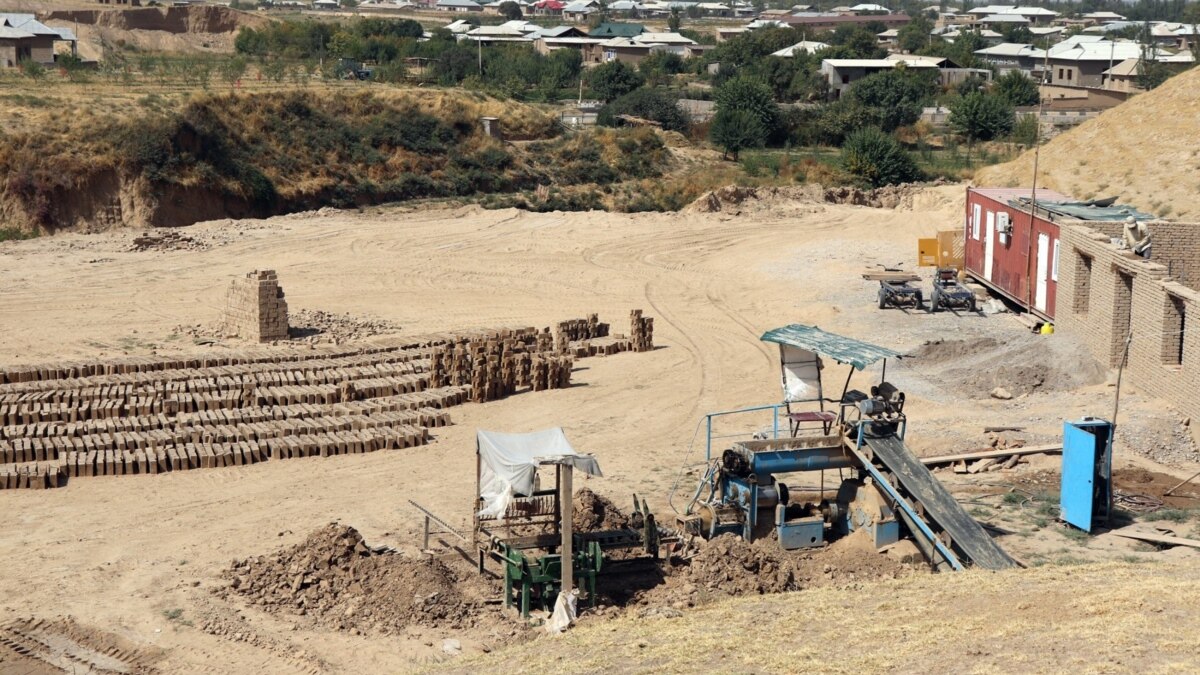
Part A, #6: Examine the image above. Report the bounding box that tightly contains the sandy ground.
[1,188,1198,672]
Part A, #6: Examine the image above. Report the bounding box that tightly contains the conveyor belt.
[859,433,1017,570]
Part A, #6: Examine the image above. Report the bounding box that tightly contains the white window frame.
[1051,238,1060,281]
[972,203,981,240]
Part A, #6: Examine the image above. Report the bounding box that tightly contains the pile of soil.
[906,334,1107,399]
[573,488,634,532]
[682,534,797,595]
[634,531,915,608]
[223,524,482,634]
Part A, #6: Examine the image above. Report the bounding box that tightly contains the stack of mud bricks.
[223,270,289,343]
[630,309,654,352]
[554,314,610,353]
[429,328,573,401]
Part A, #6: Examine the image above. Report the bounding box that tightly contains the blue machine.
[1060,417,1114,532]
[676,324,1019,571]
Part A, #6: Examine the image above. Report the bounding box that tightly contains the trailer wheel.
[968,296,977,313]
[914,291,923,309]
[930,290,940,313]
[878,287,887,309]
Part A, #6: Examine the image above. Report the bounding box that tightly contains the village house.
[0,13,75,67]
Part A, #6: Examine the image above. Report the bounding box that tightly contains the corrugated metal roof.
[972,187,1074,202]
[1028,199,1157,222]
[760,324,901,370]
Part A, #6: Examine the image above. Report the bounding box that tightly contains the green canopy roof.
[1014,197,1157,222]
[760,324,901,371]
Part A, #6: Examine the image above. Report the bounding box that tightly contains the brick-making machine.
[470,428,667,617]
[675,324,1016,571]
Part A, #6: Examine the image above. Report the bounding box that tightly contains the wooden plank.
[920,444,1061,466]
[862,272,921,282]
[1111,529,1200,549]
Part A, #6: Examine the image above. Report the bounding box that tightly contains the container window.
[972,203,981,239]
[1051,239,1060,281]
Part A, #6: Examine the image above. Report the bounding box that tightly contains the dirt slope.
[455,561,1200,673]
[976,66,1200,220]
[41,6,269,33]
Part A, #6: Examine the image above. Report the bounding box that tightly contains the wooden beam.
[920,444,1062,466]
[862,272,920,282]
[1111,529,1200,549]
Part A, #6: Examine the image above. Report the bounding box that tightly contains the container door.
[984,212,995,280]
[1061,423,1099,531]
[1035,233,1050,312]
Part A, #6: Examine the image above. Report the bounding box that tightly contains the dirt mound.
[573,488,633,532]
[635,530,913,608]
[683,534,797,595]
[223,524,481,634]
[687,185,760,213]
[41,6,267,34]
[907,334,1106,399]
[976,66,1200,221]
[908,337,1001,361]
[822,183,942,209]
[687,183,951,215]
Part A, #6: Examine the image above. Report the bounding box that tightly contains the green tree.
[588,60,644,101]
[668,6,682,32]
[598,88,690,131]
[949,91,1015,162]
[714,76,782,141]
[841,127,923,187]
[846,67,936,132]
[897,13,932,53]
[993,70,1039,106]
[220,56,249,88]
[710,107,767,160]
[498,1,523,20]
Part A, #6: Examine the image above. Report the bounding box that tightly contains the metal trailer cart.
[928,268,977,313]
[863,270,923,310]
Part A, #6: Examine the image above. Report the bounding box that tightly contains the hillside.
[976,66,1200,221]
[0,88,673,233]
[453,561,1200,673]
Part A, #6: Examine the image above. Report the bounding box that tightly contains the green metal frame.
[499,540,603,618]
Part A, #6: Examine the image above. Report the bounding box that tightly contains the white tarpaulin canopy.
[477,428,602,518]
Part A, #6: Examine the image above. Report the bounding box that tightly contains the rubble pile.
[288,309,402,342]
[223,524,475,633]
[127,230,209,252]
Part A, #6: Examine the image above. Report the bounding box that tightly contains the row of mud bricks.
[0,312,655,489]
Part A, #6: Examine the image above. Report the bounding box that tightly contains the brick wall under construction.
[1056,222,1200,425]
[223,270,289,343]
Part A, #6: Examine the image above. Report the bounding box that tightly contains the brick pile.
[429,327,573,403]
[223,270,289,343]
[0,312,654,490]
[631,309,655,352]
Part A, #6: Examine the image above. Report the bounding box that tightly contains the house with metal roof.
[437,0,484,11]
[771,39,830,57]
[1045,38,1166,87]
[974,42,1046,77]
[0,13,76,67]
[588,22,645,38]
